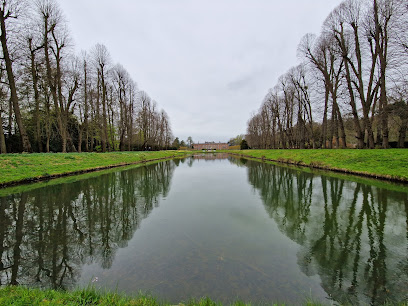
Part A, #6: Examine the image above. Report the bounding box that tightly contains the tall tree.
[26,33,44,152]
[91,43,111,152]
[37,0,76,152]
[299,33,346,148]
[0,0,32,152]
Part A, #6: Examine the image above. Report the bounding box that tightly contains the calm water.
[0,154,407,304]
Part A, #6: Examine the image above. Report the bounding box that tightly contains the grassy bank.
[0,286,324,306]
[0,286,205,306]
[0,151,187,187]
[227,149,408,182]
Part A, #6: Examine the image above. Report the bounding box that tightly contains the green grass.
[0,151,188,186]
[226,149,408,182]
[0,286,160,306]
[0,159,175,197]
[1,286,406,306]
[1,149,407,187]
[0,286,326,305]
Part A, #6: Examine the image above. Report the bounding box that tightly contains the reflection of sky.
[59,0,343,142]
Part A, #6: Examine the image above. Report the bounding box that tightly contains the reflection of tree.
[245,160,408,305]
[0,161,176,289]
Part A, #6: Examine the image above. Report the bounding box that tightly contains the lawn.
[227,149,408,182]
[0,286,323,306]
[0,151,186,186]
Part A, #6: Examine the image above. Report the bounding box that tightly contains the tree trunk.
[119,90,125,151]
[96,73,105,152]
[7,97,11,151]
[109,93,115,151]
[0,9,32,152]
[101,70,108,152]
[29,39,43,152]
[83,61,89,152]
[0,111,6,153]
[379,77,388,149]
[329,101,335,149]
[90,107,95,152]
[335,102,347,149]
[321,87,329,149]
[398,118,407,148]
[45,93,51,153]
[44,17,66,152]
[374,0,389,148]
[344,60,364,148]
[272,116,277,149]
[78,126,83,153]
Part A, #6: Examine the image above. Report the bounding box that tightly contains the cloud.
[58,0,343,143]
[227,75,256,92]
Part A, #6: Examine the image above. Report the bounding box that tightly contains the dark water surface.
[0,154,407,304]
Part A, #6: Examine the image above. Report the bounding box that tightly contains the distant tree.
[180,140,186,147]
[388,84,408,148]
[172,137,180,149]
[228,134,244,146]
[186,136,193,148]
[240,139,249,150]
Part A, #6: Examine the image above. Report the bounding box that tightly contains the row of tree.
[0,0,174,153]
[247,0,408,149]
[172,136,194,149]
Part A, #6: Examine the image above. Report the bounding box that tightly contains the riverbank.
[227,149,408,183]
[0,151,187,187]
[0,286,323,305]
[0,286,202,306]
[1,149,407,187]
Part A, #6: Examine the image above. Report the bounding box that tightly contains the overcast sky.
[58,0,342,143]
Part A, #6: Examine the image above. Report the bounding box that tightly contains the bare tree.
[24,25,44,152]
[299,33,346,148]
[36,0,77,152]
[0,0,32,152]
[0,0,174,154]
[112,63,132,151]
[91,43,111,152]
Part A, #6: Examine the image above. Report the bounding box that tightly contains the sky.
[58,0,343,143]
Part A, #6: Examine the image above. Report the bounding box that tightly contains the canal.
[0,154,407,304]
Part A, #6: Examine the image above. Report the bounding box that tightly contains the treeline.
[0,0,173,153]
[247,0,408,149]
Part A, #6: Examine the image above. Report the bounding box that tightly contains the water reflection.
[1,155,407,305]
[244,160,408,305]
[0,161,176,290]
[190,153,231,161]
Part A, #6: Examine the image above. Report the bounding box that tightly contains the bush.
[240,140,249,150]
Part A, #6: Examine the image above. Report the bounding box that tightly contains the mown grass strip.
[0,159,175,197]
[226,149,408,182]
[0,151,187,187]
[0,286,326,305]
